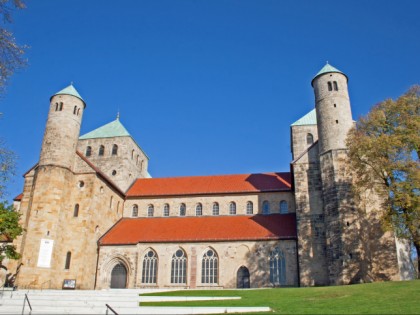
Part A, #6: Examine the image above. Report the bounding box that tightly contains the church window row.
[131,200,288,217]
[55,102,63,111]
[73,106,81,116]
[131,150,145,170]
[85,144,118,157]
[327,81,339,91]
[139,247,284,286]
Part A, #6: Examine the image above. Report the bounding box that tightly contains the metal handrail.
[105,303,118,315]
[22,293,32,315]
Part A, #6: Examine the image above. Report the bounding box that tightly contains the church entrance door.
[110,263,127,288]
[237,266,250,288]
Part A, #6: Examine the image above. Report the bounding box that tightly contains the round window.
[78,181,84,188]
[112,170,117,176]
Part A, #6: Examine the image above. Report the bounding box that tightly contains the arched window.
[333,81,338,91]
[73,204,79,217]
[116,201,120,214]
[86,146,92,157]
[109,196,113,209]
[99,145,105,156]
[131,150,135,160]
[212,203,219,216]
[246,201,253,215]
[65,251,71,269]
[59,102,63,111]
[73,106,77,115]
[262,201,270,215]
[269,247,286,286]
[55,103,59,111]
[110,263,127,288]
[306,133,314,145]
[229,202,236,215]
[196,203,202,216]
[280,201,288,214]
[142,250,158,284]
[202,248,218,284]
[147,204,154,217]
[163,204,170,216]
[112,144,118,156]
[171,249,187,284]
[327,81,332,91]
[77,108,80,116]
[136,155,139,165]
[132,204,138,217]
[179,203,186,216]
[140,160,144,171]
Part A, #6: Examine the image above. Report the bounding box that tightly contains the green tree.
[347,86,420,277]
[0,0,26,94]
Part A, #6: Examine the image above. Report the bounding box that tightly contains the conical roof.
[79,118,130,139]
[291,108,317,126]
[51,84,86,107]
[311,63,348,86]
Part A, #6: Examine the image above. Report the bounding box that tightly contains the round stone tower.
[312,63,353,154]
[39,85,86,170]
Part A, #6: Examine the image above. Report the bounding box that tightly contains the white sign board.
[37,239,54,268]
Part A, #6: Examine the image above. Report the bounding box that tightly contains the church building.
[10,64,411,290]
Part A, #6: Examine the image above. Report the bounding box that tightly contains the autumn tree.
[347,86,420,277]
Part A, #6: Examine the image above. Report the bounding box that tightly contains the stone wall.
[96,240,298,289]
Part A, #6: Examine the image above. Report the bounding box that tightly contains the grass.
[140,280,420,314]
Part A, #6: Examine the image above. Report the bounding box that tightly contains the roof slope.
[51,84,85,107]
[79,119,130,139]
[126,172,292,197]
[291,109,317,126]
[100,214,297,245]
[311,63,348,85]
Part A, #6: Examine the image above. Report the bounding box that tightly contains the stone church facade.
[9,64,412,290]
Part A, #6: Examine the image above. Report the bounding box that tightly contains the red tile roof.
[13,193,23,201]
[99,214,296,245]
[126,172,292,197]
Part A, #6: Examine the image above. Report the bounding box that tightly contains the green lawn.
[140,280,420,314]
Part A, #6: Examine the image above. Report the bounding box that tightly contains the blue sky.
[1,0,420,200]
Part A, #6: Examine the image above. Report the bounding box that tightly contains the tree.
[347,86,420,277]
[0,0,26,94]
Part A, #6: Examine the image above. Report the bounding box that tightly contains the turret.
[39,84,85,170]
[312,63,353,155]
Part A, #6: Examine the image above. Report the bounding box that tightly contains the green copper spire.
[311,62,348,86]
[79,119,130,139]
[51,84,86,107]
[291,108,317,126]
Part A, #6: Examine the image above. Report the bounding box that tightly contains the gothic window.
[306,133,314,145]
[280,200,288,214]
[201,248,218,284]
[229,202,236,215]
[262,201,270,215]
[86,146,92,157]
[99,145,105,156]
[333,81,338,91]
[112,144,118,156]
[171,249,187,284]
[328,81,332,91]
[246,201,253,215]
[212,202,219,216]
[162,204,169,216]
[196,203,203,216]
[132,204,138,217]
[179,203,186,216]
[269,247,286,286]
[73,106,77,115]
[147,204,154,217]
[65,251,71,270]
[73,204,79,217]
[142,250,158,284]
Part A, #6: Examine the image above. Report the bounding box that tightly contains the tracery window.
[86,146,92,157]
[147,204,154,217]
[179,203,186,216]
[201,249,218,284]
[142,250,158,284]
[229,202,236,215]
[280,200,288,214]
[163,204,170,217]
[212,202,219,216]
[112,144,118,156]
[171,249,187,284]
[99,145,105,156]
[269,247,286,286]
[196,203,203,216]
[246,201,253,215]
[262,200,270,215]
[132,204,138,217]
